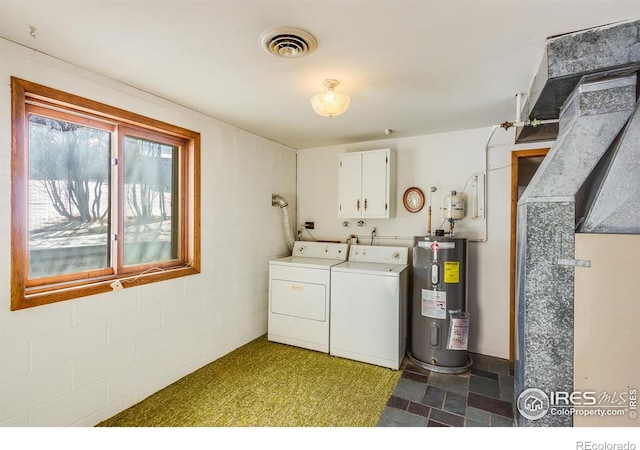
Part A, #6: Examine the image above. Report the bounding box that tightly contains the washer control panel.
[348,245,408,264]
[292,241,348,260]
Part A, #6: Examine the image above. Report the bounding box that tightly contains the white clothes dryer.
[330,245,409,369]
[268,241,348,352]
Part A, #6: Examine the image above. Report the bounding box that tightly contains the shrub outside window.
[11,77,200,310]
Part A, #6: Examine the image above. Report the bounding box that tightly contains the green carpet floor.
[98,335,401,427]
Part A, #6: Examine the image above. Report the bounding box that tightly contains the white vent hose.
[272,194,295,253]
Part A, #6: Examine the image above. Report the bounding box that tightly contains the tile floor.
[377,353,515,427]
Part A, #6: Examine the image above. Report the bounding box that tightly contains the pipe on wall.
[471,114,560,243]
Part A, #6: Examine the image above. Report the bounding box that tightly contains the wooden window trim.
[11,77,201,311]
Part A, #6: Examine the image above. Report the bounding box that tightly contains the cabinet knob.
[357,199,360,211]
[364,198,368,210]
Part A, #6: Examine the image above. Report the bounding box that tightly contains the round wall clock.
[403,187,425,213]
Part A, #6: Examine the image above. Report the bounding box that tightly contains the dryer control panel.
[292,241,349,260]
[348,245,408,264]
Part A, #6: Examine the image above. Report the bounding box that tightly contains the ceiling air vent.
[260,26,317,58]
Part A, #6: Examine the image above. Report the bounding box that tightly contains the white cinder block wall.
[0,38,296,426]
[296,131,553,360]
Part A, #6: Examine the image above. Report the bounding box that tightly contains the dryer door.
[270,279,326,321]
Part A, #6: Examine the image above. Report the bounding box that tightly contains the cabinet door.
[338,153,362,217]
[361,150,389,217]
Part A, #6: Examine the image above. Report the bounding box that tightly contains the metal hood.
[516,19,640,143]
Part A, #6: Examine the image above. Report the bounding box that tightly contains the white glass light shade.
[310,79,350,117]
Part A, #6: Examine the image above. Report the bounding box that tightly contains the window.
[11,77,200,310]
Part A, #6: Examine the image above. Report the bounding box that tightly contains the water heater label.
[421,289,446,319]
[444,261,460,283]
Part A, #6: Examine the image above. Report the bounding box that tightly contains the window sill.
[14,265,200,311]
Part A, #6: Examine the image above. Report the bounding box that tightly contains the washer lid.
[331,260,408,275]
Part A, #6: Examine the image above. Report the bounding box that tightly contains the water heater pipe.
[272,194,295,253]
[469,124,499,243]
[470,94,560,242]
[427,186,436,236]
[516,92,525,124]
[500,117,560,131]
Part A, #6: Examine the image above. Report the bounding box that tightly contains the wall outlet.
[110,280,124,292]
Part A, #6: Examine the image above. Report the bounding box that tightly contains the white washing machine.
[268,241,348,352]
[330,245,409,369]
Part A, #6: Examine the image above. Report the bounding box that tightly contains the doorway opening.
[509,148,549,362]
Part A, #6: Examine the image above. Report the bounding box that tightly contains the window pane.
[28,114,111,278]
[123,136,177,266]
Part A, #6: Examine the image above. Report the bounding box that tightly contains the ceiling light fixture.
[310,79,350,118]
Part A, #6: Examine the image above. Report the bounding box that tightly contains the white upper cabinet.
[338,149,396,218]
[338,152,363,218]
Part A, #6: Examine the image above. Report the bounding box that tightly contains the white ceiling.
[1,1,639,149]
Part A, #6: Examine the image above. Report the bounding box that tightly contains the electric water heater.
[410,235,472,373]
